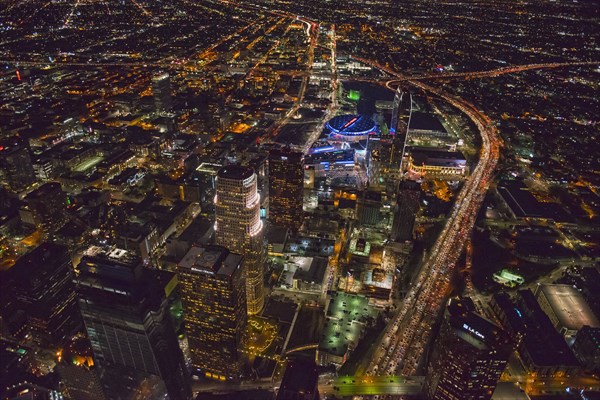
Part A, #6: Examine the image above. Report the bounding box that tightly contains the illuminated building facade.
[325,114,377,142]
[425,298,511,400]
[152,73,173,113]
[268,148,304,232]
[407,147,467,177]
[215,165,265,315]
[177,245,247,380]
[75,246,191,400]
[0,136,36,193]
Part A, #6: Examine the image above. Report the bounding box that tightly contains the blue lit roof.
[326,114,376,136]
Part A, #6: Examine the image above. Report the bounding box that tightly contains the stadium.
[325,114,377,142]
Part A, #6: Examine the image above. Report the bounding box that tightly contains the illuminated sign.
[191,267,214,275]
[463,323,484,339]
[514,308,522,318]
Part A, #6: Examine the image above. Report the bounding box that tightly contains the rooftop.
[217,165,255,180]
[319,292,377,357]
[178,245,242,277]
[83,245,140,267]
[517,290,580,367]
[269,147,304,163]
[536,284,600,331]
[409,146,466,161]
[447,297,511,352]
[326,114,377,135]
[277,359,318,399]
[408,111,448,133]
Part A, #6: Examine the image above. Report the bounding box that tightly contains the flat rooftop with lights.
[535,284,600,336]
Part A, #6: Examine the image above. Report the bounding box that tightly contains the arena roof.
[326,114,377,136]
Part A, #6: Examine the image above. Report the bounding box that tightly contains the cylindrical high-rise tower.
[215,165,265,315]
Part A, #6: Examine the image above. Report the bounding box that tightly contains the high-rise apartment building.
[0,136,36,193]
[215,165,265,315]
[268,148,304,232]
[75,246,191,400]
[391,180,421,242]
[152,73,173,113]
[424,298,512,400]
[177,245,247,380]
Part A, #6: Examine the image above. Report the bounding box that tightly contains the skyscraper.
[391,180,421,242]
[389,88,412,136]
[268,148,304,232]
[0,136,36,193]
[215,165,265,315]
[356,190,382,226]
[0,242,80,346]
[177,245,247,380]
[424,298,512,400]
[389,89,412,169]
[75,246,191,400]
[21,182,67,234]
[152,73,173,113]
[56,362,107,400]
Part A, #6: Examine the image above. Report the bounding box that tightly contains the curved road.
[354,57,502,379]
[385,61,599,87]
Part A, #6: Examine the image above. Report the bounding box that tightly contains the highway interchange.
[7,1,593,395]
[210,8,597,397]
[351,56,502,379]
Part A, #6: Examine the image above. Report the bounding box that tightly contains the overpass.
[321,376,424,397]
[192,373,600,397]
[193,375,424,397]
[284,344,318,355]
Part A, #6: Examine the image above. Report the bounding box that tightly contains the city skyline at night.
[0,0,598,399]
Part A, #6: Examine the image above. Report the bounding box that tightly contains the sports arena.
[325,114,377,142]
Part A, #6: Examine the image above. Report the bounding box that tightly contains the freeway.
[385,60,599,87]
[355,56,502,380]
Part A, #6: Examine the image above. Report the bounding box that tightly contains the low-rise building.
[407,147,467,177]
[534,284,600,338]
[316,292,377,367]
